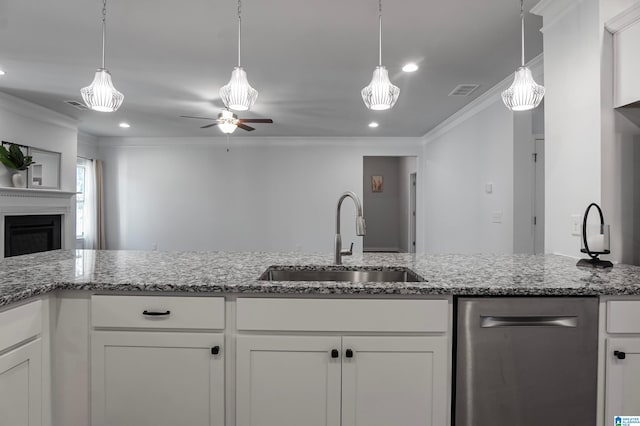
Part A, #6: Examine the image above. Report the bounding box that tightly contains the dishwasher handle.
[481,315,578,328]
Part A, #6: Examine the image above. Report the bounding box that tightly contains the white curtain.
[78,158,97,249]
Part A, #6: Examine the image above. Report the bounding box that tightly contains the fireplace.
[4,214,62,257]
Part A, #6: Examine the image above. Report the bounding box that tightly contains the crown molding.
[605,1,640,33]
[531,0,584,32]
[0,91,77,131]
[97,136,424,150]
[422,54,543,144]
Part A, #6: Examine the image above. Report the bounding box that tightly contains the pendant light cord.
[378,0,382,66]
[520,0,525,67]
[101,0,107,69]
[237,0,242,67]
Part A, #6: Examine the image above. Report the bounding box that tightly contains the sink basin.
[259,266,426,283]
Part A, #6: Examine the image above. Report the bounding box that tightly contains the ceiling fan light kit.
[501,0,545,111]
[80,0,124,112]
[220,0,258,112]
[218,110,239,134]
[361,0,399,111]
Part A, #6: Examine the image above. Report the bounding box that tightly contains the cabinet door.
[341,336,449,426]
[606,338,640,421]
[0,338,43,426]
[236,335,342,426]
[91,331,224,426]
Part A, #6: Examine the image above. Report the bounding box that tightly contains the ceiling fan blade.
[239,118,273,123]
[181,115,217,120]
[201,123,219,129]
[237,123,255,131]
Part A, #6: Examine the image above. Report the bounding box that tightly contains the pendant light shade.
[81,0,124,112]
[220,0,258,111]
[81,69,124,112]
[501,66,545,111]
[502,0,544,111]
[361,0,399,110]
[220,67,258,112]
[361,66,400,110]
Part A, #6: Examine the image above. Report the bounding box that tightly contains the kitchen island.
[1,249,640,426]
[2,249,640,307]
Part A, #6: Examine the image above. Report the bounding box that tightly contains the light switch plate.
[570,214,582,236]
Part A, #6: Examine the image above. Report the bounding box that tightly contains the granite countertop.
[1,249,640,308]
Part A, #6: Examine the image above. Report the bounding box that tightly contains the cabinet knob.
[331,349,339,358]
[211,346,221,355]
[345,349,354,358]
[614,350,626,360]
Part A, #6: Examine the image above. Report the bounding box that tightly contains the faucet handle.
[341,242,354,256]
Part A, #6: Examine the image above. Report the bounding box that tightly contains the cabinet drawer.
[91,295,225,330]
[236,298,449,332]
[0,300,42,352]
[607,301,640,333]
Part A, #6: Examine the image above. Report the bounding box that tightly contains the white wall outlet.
[492,210,503,223]
[570,215,582,236]
[485,183,493,194]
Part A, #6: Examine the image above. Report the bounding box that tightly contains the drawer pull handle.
[331,349,339,358]
[211,346,221,355]
[345,349,354,358]
[142,310,171,316]
[614,350,626,360]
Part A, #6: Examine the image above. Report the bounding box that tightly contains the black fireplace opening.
[4,215,62,257]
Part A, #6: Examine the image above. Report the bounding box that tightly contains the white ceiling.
[0,0,542,138]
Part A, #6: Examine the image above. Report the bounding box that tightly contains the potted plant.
[0,143,34,188]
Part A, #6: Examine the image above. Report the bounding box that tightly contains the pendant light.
[501,0,545,111]
[81,0,124,112]
[361,0,399,111]
[220,0,258,112]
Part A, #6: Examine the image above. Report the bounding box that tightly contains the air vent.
[448,84,480,97]
[64,100,89,110]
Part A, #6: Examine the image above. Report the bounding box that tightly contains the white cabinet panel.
[341,336,448,426]
[615,21,640,107]
[91,331,224,426]
[91,295,225,329]
[236,335,342,426]
[606,338,640,421]
[0,338,43,426]
[0,300,42,352]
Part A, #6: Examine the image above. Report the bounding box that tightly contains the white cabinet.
[236,335,342,426]
[0,299,44,426]
[236,335,448,426]
[90,295,226,426]
[0,338,43,426]
[341,336,448,426]
[613,15,640,107]
[605,338,640,420]
[235,297,451,426]
[604,299,640,423]
[91,331,224,426]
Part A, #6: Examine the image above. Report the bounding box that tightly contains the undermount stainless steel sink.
[259,266,426,283]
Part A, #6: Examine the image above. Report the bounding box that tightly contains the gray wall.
[363,156,407,252]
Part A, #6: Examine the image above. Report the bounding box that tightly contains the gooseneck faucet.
[335,191,366,265]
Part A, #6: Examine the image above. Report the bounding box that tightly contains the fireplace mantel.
[0,186,76,257]
[0,187,76,199]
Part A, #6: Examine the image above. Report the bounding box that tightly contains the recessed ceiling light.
[402,63,419,73]
[119,122,130,128]
[368,122,379,128]
[0,70,6,76]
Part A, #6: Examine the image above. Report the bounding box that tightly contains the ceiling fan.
[180,110,273,134]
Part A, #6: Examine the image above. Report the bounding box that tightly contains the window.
[76,164,86,239]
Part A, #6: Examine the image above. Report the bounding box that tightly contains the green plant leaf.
[9,144,25,164]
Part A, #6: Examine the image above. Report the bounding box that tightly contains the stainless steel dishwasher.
[455,297,599,426]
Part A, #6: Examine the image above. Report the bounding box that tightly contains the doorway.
[362,156,418,253]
